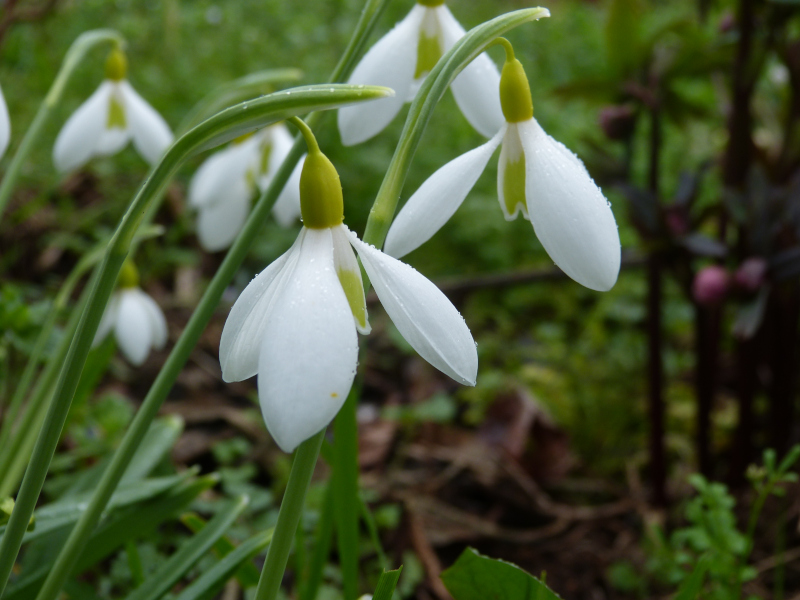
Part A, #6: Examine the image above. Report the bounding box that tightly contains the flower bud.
[300,150,344,229]
[498,41,533,123]
[119,259,139,289]
[598,105,637,141]
[105,47,128,81]
[693,265,729,306]
[733,257,768,293]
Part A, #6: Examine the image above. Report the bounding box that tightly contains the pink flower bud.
[693,265,729,306]
[733,258,768,293]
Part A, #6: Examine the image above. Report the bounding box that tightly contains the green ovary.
[106,95,126,129]
[338,269,368,331]
[415,31,442,79]
[503,157,527,218]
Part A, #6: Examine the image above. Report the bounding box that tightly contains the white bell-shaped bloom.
[219,224,477,452]
[338,1,512,146]
[188,124,304,252]
[53,49,172,172]
[93,287,168,366]
[0,83,10,160]
[384,43,620,292]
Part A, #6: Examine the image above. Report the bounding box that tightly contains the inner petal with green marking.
[337,267,369,333]
[106,94,126,130]
[259,137,273,175]
[415,10,442,79]
[502,156,526,219]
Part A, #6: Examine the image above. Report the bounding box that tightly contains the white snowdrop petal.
[219,232,304,382]
[520,118,621,291]
[258,228,358,452]
[196,178,252,252]
[271,154,305,228]
[337,5,424,146]
[114,289,154,366]
[134,289,168,349]
[189,141,254,209]
[438,6,504,138]
[384,125,505,258]
[121,81,174,165]
[92,293,120,347]
[0,84,10,159]
[260,123,295,182]
[348,229,477,385]
[53,81,114,172]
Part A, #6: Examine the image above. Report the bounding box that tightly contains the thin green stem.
[488,37,515,61]
[254,431,325,600]
[0,277,92,496]
[0,247,101,458]
[288,116,320,153]
[0,30,125,220]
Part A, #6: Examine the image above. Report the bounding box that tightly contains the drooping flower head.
[220,118,477,452]
[53,47,173,172]
[188,123,304,252]
[384,38,621,292]
[93,260,168,366]
[0,82,10,160]
[337,0,507,146]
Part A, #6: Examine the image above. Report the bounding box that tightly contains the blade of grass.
[300,483,335,600]
[333,388,361,600]
[372,567,403,600]
[123,495,250,600]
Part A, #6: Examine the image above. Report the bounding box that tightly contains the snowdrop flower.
[53,48,173,173]
[93,261,168,366]
[0,83,9,159]
[384,39,621,292]
[188,123,304,252]
[338,0,510,146]
[220,119,477,452]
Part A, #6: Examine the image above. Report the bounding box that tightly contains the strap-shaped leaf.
[172,530,274,600]
[372,567,403,600]
[123,494,250,600]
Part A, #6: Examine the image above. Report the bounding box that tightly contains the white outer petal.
[189,140,254,209]
[384,125,505,258]
[53,81,114,172]
[114,289,154,366]
[271,154,305,228]
[219,232,304,382]
[521,118,621,291]
[347,228,477,386]
[258,228,358,452]
[438,6,504,138]
[337,5,424,146]
[92,292,120,347]
[0,84,10,159]
[133,288,168,349]
[196,177,252,252]
[120,81,174,165]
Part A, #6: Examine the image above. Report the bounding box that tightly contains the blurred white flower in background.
[0,83,10,159]
[93,261,168,366]
[53,48,173,172]
[338,0,505,145]
[188,123,304,252]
